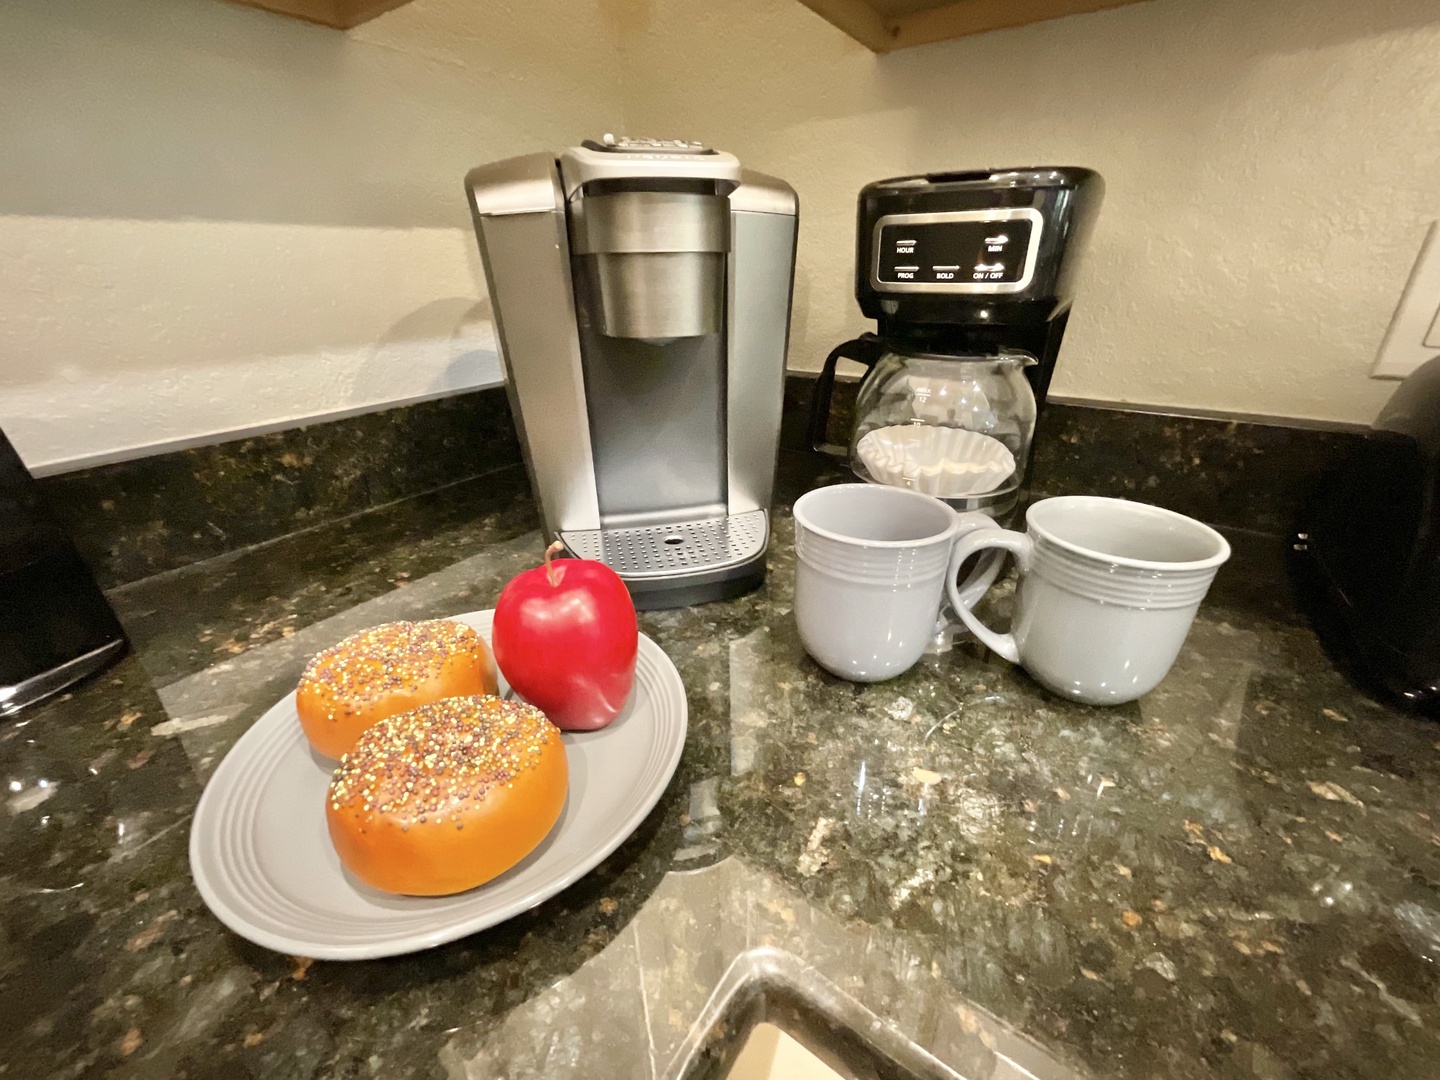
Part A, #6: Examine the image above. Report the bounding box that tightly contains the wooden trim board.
[796,0,1155,52]
[227,0,412,30]
[793,0,894,50]
[228,0,1149,41]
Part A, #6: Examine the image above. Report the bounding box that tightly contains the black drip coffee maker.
[809,166,1104,521]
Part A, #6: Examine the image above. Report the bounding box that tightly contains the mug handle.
[949,512,1007,611]
[945,528,1034,664]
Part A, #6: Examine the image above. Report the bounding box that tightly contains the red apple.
[492,542,638,731]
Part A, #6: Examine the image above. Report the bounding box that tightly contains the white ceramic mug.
[946,496,1231,705]
[792,484,997,682]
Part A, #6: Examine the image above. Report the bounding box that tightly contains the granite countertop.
[5,453,1440,1080]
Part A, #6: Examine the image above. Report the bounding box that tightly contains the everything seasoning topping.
[328,696,556,822]
[301,620,479,716]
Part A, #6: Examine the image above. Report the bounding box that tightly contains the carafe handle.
[807,333,886,457]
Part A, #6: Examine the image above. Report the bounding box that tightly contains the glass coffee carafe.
[810,338,1038,521]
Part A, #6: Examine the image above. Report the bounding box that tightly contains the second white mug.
[946,496,1231,705]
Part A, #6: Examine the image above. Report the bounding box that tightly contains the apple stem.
[543,540,566,587]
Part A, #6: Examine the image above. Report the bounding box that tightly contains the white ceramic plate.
[189,609,687,960]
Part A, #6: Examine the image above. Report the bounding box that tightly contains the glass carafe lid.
[849,348,1038,509]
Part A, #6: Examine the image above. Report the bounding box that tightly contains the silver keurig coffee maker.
[465,137,798,609]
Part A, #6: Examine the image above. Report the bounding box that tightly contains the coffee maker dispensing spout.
[573,185,731,342]
[465,137,798,610]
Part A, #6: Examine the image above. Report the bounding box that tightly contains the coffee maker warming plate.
[561,511,768,579]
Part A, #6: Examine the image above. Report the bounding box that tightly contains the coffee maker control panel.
[582,134,715,155]
[871,208,1044,295]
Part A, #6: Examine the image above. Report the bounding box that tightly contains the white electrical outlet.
[1373,222,1440,379]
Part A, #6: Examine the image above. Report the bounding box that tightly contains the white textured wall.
[0,0,626,472]
[6,0,1440,472]
[618,0,1440,424]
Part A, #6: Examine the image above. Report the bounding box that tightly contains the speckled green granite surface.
[3,452,1438,1080]
[44,374,1363,592]
[37,389,521,590]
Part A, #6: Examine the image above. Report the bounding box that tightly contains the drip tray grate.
[562,511,768,579]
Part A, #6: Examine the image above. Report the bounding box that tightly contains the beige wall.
[5,0,1439,472]
[0,0,627,472]
[618,0,1440,424]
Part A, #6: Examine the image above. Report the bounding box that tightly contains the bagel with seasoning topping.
[296,619,497,759]
[325,695,567,895]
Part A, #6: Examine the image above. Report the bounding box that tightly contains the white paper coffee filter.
[856,425,1016,498]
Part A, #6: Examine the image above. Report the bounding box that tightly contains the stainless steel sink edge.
[662,946,1086,1080]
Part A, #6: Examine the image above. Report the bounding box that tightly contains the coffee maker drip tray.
[562,511,768,580]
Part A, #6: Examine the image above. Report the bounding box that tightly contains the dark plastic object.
[0,428,127,716]
[1292,356,1440,713]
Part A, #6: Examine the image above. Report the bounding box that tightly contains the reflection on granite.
[3,450,1439,1080]
[39,387,520,589]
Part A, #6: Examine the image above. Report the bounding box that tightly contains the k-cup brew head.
[573,189,730,341]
